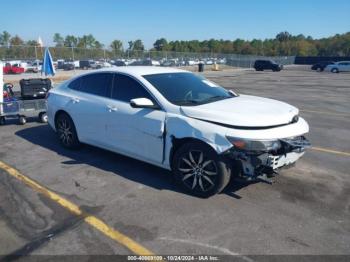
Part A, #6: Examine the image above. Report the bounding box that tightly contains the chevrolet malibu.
[47,67,310,197]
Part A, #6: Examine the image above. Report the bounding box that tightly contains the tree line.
[1,30,349,57]
[152,32,350,56]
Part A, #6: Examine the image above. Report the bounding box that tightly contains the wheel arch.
[169,136,218,170]
[54,109,71,127]
[331,67,339,72]
[164,115,233,169]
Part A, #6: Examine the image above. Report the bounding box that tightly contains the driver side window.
[112,74,154,103]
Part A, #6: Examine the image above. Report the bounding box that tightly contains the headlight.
[226,136,281,152]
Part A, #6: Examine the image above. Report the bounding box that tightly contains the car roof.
[97,66,187,76]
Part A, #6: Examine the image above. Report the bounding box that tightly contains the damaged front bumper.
[225,136,311,180]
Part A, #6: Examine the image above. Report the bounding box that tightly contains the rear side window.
[68,78,81,90]
[112,74,153,102]
[79,73,113,97]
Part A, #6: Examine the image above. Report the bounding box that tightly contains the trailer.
[0,98,47,125]
[1,58,52,126]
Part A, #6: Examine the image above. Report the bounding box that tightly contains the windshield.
[143,72,235,106]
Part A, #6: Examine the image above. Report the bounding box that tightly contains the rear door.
[105,73,166,164]
[65,72,113,145]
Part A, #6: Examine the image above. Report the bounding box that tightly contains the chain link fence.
[0,45,295,69]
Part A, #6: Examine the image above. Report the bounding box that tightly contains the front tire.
[55,113,80,149]
[172,142,231,198]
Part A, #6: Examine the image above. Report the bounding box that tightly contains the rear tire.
[55,113,80,149]
[172,141,231,198]
[39,112,48,123]
[0,117,5,125]
[331,68,339,73]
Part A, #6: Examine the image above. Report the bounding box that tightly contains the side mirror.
[130,98,158,109]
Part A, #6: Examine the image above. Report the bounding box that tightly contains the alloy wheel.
[57,118,73,146]
[178,150,218,192]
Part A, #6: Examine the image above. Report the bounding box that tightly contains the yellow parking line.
[311,147,350,157]
[0,160,154,256]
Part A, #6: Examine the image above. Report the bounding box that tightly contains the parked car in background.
[26,60,42,73]
[254,60,283,72]
[3,63,25,74]
[325,61,350,73]
[311,61,334,72]
[185,60,196,66]
[161,59,178,67]
[63,63,74,71]
[217,58,227,64]
[99,61,112,68]
[80,60,93,69]
[111,60,127,66]
[47,67,310,197]
[130,59,160,66]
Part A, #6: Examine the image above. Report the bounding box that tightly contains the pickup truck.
[3,63,25,74]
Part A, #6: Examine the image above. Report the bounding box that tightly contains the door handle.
[107,105,118,112]
[71,97,80,104]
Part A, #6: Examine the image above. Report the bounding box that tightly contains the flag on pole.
[42,47,55,76]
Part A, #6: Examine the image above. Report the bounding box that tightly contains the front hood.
[180,95,299,128]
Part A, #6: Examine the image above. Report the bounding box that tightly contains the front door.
[106,73,166,164]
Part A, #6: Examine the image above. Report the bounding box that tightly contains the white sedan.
[47,67,310,197]
[325,61,350,73]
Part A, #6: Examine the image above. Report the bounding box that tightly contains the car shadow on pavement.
[15,124,248,199]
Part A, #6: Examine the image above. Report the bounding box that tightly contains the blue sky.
[1,0,350,48]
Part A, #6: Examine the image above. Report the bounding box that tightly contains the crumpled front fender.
[163,113,232,168]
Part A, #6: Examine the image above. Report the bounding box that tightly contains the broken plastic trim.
[280,135,311,149]
[225,136,310,180]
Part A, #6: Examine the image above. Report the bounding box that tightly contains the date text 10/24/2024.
[127,255,220,261]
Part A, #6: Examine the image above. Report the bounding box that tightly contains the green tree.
[132,39,144,51]
[110,40,123,52]
[153,38,168,51]
[94,41,103,49]
[77,34,97,48]
[26,40,39,46]
[276,31,292,42]
[128,41,134,51]
[64,35,78,47]
[53,33,64,47]
[10,35,24,46]
[0,31,11,46]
